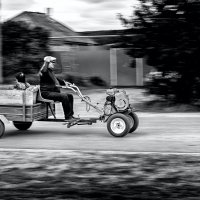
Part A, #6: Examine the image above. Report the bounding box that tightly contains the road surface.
[1,111,200,153]
[1,91,200,199]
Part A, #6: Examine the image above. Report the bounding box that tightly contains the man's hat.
[44,56,56,63]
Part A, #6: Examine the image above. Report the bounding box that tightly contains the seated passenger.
[14,72,30,90]
[14,72,39,92]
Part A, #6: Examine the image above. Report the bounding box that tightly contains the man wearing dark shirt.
[39,56,77,121]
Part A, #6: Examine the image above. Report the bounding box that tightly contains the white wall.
[55,46,155,86]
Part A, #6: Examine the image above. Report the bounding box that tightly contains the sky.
[1,0,139,32]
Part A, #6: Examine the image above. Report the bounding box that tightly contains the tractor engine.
[104,88,129,115]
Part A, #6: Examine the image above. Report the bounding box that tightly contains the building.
[8,10,154,86]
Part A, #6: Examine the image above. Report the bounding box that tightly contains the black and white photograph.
[0,0,200,199]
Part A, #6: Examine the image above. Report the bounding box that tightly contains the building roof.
[9,11,96,45]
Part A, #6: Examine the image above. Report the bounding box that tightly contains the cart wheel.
[128,112,139,133]
[0,120,5,138]
[107,113,130,137]
[13,122,32,130]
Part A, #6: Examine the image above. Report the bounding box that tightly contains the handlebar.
[56,81,84,98]
[56,81,104,114]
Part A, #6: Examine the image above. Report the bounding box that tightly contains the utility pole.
[110,48,118,86]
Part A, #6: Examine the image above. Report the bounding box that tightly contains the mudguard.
[0,115,9,124]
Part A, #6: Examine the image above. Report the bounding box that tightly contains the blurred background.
[1,1,200,199]
[1,0,200,108]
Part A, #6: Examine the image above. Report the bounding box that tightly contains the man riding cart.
[0,57,139,138]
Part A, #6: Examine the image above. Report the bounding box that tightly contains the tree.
[119,0,200,103]
[2,21,50,77]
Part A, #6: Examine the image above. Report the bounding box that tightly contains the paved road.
[1,111,200,153]
[1,89,200,200]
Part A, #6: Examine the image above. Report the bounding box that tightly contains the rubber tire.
[0,120,5,138]
[107,113,130,137]
[13,121,32,130]
[128,112,139,133]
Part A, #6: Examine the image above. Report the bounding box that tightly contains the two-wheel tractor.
[107,112,139,137]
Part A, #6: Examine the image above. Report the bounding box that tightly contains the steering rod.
[59,82,104,115]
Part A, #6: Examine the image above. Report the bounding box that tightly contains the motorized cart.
[0,83,139,138]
